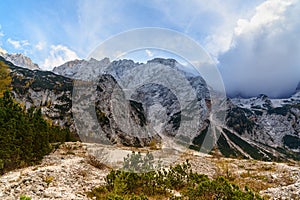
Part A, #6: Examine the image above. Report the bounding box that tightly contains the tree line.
[0,61,73,174]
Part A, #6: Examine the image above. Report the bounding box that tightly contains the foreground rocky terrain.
[0,142,299,200]
[0,142,108,200]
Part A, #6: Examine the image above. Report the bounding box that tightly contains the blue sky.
[0,0,299,97]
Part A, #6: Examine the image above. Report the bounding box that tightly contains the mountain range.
[0,52,39,70]
[1,53,300,161]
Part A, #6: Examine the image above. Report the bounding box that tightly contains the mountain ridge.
[0,52,40,70]
[1,54,300,161]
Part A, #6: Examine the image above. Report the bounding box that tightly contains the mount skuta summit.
[1,52,300,162]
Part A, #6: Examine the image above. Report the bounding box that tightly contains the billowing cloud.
[219,0,300,98]
[42,45,79,70]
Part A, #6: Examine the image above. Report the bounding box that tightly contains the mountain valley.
[0,53,300,199]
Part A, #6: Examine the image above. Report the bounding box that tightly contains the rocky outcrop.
[0,142,108,200]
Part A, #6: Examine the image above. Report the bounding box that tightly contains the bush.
[88,153,263,200]
[20,195,31,200]
[123,151,160,173]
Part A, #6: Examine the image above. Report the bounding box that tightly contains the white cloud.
[42,44,79,70]
[35,41,46,50]
[204,33,233,62]
[7,38,30,49]
[234,0,293,36]
[219,0,300,97]
[145,49,153,57]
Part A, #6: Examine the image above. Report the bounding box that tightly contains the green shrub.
[89,153,263,200]
[123,151,160,173]
[20,195,31,200]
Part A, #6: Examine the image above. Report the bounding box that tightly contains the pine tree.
[0,91,73,174]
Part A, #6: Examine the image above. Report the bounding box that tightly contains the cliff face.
[216,95,300,161]
[68,58,211,147]
[72,74,160,147]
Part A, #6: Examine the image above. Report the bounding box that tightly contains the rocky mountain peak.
[58,59,84,68]
[90,57,110,64]
[53,57,111,80]
[257,94,268,100]
[147,58,177,66]
[0,53,39,70]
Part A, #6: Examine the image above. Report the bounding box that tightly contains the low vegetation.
[88,152,263,199]
[213,158,299,194]
[19,195,31,200]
